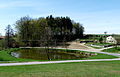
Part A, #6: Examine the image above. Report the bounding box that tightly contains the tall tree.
[73,22,84,39]
[15,16,32,46]
[5,25,14,48]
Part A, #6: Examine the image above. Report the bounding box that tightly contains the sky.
[0,0,120,35]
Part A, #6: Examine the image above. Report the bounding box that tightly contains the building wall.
[106,36,117,44]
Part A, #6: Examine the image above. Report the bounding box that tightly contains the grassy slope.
[87,53,118,59]
[0,48,38,62]
[0,61,120,77]
[86,42,113,49]
[103,47,120,53]
[92,43,113,46]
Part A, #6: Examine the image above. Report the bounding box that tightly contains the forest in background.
[15,15,84,47]
[0,15,84,48]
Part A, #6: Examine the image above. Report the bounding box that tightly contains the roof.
[0,36,5,39]
[107,36,113,38]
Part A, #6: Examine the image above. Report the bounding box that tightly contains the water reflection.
[11,52,20,58]
[11,48,92,60]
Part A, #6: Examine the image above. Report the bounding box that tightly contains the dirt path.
[67,41,101,52]
[66,42,120,57]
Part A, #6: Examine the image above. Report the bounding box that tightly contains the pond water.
[11,48,93,60]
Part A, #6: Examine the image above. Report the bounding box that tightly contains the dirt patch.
[67,42,90,49]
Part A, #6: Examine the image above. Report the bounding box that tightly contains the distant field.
[0,61,120,77]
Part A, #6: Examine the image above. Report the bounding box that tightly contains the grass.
[85,42,113,49]
[80,38,94,41]
[0,48,38,62]
[0,61,120,77]
[103,47,120,53]
[93,43,113,46]
[50,49,118,59]
[85,43,103,49]
[87,53,118,59]
[90,46,103,49]
[86,42,113,46]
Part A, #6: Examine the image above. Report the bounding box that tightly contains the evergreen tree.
[5,25,14,48]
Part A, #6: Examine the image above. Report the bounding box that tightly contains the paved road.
[0,58,120,66]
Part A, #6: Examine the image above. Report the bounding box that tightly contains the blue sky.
[0,0,120,35]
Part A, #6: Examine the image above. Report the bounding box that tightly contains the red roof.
[0,36,5,39]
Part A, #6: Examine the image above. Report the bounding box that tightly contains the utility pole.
[104,31,107,43]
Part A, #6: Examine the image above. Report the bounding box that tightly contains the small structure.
[106,36,117,44]
[0,36,5,40]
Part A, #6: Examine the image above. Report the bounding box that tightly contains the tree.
[15,16,33,46]
[99,37,103,43]
[15,15,84,47]
[104,31,107,43]
[0,39,5,50]
[72,22,84,39]
[5,25,14,48]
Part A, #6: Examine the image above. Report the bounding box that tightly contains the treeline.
[15,15,84,46]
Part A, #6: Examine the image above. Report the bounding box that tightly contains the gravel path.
[0,58,120,66]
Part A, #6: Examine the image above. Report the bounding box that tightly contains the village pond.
[11,48,97,60]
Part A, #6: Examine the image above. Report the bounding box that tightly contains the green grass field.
[86,53,118,59]
[103,47,120,53]
[0,61,120,77]
[92,43,113,46]
[86,42,113,49]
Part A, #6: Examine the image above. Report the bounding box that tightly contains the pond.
[11,48,96,60]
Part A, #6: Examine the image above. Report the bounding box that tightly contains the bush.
[0,39,5,50]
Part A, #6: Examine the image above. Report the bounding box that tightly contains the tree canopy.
[15,15,84,47]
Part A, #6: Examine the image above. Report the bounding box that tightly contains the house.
[106,36,120,44]
[0,36,5,40]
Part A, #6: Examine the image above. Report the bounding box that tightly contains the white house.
[106,36,117,44]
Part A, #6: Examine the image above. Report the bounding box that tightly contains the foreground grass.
[103,47,120,53]
[0,61,120,77]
